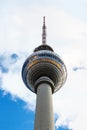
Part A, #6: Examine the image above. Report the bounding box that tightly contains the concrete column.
[34,83,55,130]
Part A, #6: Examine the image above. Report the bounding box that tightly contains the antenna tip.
[43,16,45,24]
[42,16,46,44]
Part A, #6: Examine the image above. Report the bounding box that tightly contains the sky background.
[0,0,87,130]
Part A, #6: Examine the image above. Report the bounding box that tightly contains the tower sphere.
[22,17,67,94]
[22,44,67,93]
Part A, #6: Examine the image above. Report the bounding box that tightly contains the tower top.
[43,16,45,24]
[42,16,46,45]
[34,17,54,52]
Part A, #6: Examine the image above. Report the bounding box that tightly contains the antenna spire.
[42,16,46,45]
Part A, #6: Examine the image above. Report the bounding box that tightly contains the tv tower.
[22,17,67,130]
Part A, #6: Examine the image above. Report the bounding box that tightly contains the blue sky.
[0,0,87,130]
[0,91,34,130]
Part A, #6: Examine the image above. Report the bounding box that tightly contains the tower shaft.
[34,83,55,130]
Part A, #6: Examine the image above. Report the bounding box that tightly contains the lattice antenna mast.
[42,16,46,44]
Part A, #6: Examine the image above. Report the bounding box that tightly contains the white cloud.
[0,52,36,110]
[0,4,87,52]
[0,3,87,130]
[53,68,87,130]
